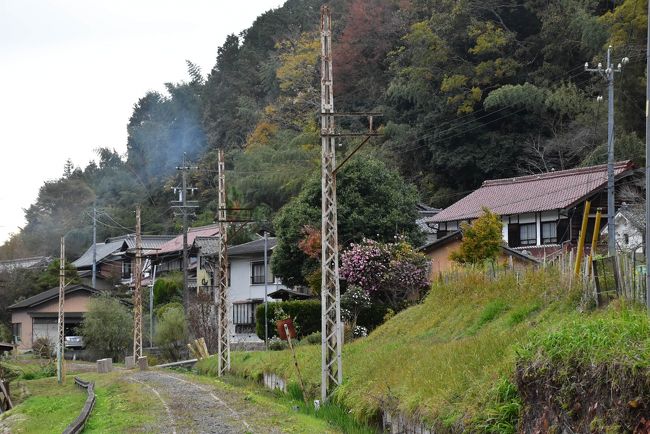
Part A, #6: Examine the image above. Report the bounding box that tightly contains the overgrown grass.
[1,371,159,433]
[177,371,352,433]
[84,372,160,432]
[198,268,581,430]
[0,377,86,433]
[469,377,522,434]
[517,302,650,367]
[285,382,376,433]
[1,359,56,381]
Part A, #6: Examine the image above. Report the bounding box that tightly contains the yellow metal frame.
[587,208,602,276]
[574,201,591,276]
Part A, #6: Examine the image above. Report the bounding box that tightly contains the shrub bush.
[268,337,288,351]
[153,272,184,306]
[341,238,429,311]
[154,303,188,362]
[256,300,320,340]
[0,323,12,343]
[304,331,321,345]
[32,337,53,359]
[80,294,132,361]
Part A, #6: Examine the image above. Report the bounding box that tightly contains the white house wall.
[228,254,287,342]
[603,214,644,253]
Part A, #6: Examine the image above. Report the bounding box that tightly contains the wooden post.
[284,323,308,405]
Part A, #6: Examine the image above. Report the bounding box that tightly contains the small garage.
[8,284,100,351]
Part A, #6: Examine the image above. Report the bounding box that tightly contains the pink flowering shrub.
[341,238,430,311]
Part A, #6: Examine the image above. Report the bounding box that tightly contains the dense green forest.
[1,0,647,262]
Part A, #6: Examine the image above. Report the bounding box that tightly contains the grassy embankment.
[198,268,650,432]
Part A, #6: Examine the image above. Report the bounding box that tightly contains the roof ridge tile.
[483,160,632,187]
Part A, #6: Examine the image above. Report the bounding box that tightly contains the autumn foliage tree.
[450,208,503,264]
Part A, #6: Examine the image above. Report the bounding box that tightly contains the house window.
[122,260,132,279]
[541,222,557,244]
[232,301,261,333]
[12,323,21,343]
[519,223,537,246]
[251,261,272,284]
[233,303,255,325]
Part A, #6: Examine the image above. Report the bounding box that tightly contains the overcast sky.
[0,0,286,244]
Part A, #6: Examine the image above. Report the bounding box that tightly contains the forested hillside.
[2,0,647,260]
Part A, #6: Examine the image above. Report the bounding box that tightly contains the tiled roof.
[416,203,441,234]
[124,234,176,255]
[73,234,176,268]
[72,239,126,269]
[228,237,277,256]
[431,161,634,222]
[8,284,100,310]
[156,224,221,255]
[0,256,52,272]
[194,236,220,256]
[124,234,176,249]
[418,231,462,252]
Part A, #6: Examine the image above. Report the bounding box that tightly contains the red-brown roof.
[155,224,220,255]
[431,161,634,222]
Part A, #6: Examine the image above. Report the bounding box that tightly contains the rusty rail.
[62,377,96,434]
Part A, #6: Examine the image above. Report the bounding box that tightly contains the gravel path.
[127,370,259,434]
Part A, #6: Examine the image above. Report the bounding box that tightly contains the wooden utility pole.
[320,5,343,402]
[56,236,65,384]
[133,205,143,359]
[216,149,230,375]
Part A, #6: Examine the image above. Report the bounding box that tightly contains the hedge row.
[255,300,321,340]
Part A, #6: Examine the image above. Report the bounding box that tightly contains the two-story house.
[430,161,636,258]
[73,234,174,289]
[149,224,221,290]
[226,237,311,343]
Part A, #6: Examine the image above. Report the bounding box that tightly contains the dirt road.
[127,370,283,434]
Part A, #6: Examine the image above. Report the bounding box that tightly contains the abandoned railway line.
[128,370,256,434]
